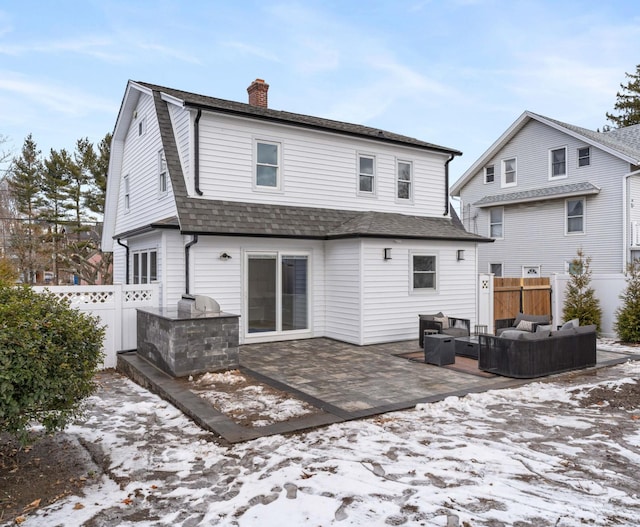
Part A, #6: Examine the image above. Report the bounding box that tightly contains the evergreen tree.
[7,135,44,283]
[562,248,602,331]
[615,259,640,343]
[606,64,640,128]
[38,148,74,284]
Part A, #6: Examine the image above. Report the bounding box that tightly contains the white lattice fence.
[33,284,160,369]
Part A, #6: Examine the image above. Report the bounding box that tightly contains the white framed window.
[132,250,158,284]
[566,197,585,234]
[411,254,437,291]
[138,116,146,137]
[358,154,375,194]
[255,140,281,190]
[123,174,130,212]
[158,150,168,194]
[397,160,413,200]
[522,266,540,277]
[484,165,495,184]
[489,207,503,238]
[502,158,517,187]
[490,263,503,277]
[550,147,567,179]
[578,147,590,167]
[565,260,583,275]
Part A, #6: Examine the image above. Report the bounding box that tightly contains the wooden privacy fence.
[494,277,552,323]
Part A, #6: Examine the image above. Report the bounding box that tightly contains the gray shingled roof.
[473,182,601,207]
[137,81,461,155]
[142,87,488,243]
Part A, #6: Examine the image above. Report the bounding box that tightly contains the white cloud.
[0,73,115,116]
[221,41,281,63]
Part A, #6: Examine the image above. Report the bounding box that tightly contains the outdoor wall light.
[219,252,232,261]
[383,248,392,260]
[457,249,465,261]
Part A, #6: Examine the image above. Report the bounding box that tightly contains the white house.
[102,79,489,346]
[450,111,640,278]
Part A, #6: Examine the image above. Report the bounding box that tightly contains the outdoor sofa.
[494,312,552,335]
[418,313,470,348]
[478,322,597,379]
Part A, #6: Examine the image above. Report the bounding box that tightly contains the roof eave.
[474,187,601,208]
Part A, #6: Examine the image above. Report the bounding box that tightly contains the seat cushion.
[514,313,551,326]
[443,327,468,338]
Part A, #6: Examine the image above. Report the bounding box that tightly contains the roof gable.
[135,80,461,156]
[451,111,640,196]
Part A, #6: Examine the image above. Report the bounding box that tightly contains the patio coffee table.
[454,336,480,359]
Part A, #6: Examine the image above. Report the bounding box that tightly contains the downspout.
[116,238,130,284]
[194,109,204,196]
[444,154,455,216]
[184,235,199,295]
[623,168,640,273]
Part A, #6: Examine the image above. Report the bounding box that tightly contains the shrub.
[0,285,105,443]
[562,248,602,332]
[615,259,640,343]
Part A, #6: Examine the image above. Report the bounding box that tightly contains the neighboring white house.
[450,111,640,278]
[102,79,489,346]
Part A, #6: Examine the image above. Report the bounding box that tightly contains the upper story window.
[484,165,495,184]
[578,147,590,167]
[502,158,517,187]
[123,174,130,212]
[412,254,437,290]
[489,207,503,238]
[550,147,567,178]
[566,197,585,234]
[132,250,158,284]
[255,140,280,189]
[158,151,168,194]
[358,154,375,194]
[138,116,146,137]
[397,160,413,200]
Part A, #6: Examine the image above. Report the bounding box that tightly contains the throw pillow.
[434,316,449,330]
[500,329,527,339]
[561,318,579,330]
[516,319,535,332]
[536,324,553,332]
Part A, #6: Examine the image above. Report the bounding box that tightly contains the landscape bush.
[563,248,602,332]
[0,283,104,443]
[615,258,640,343]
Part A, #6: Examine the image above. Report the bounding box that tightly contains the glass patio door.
[247,253,308,335]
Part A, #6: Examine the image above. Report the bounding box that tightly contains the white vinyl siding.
[115,92,178,237]
[361,240,477,345]
[195,113,448,217]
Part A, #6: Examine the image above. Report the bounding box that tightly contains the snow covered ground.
[15,352,640,526]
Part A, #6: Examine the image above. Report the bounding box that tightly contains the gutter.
[194,109,203,196]
[184,235,199,295]
[116,238,130,284]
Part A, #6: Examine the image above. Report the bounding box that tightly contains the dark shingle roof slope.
[137,81,461,155]
[143,82,487,244]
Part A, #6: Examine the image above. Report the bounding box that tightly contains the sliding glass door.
[247,253,308,335]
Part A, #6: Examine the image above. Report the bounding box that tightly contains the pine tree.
[7,134,44,283]
[606,64,640,128]
[562,248,602,331]
[615,259,640,343]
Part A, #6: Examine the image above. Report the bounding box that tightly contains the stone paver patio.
[118,337,638,444]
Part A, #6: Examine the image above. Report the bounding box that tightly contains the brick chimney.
[247,78,269,108]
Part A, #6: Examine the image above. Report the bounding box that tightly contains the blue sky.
[1,0,639,184]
